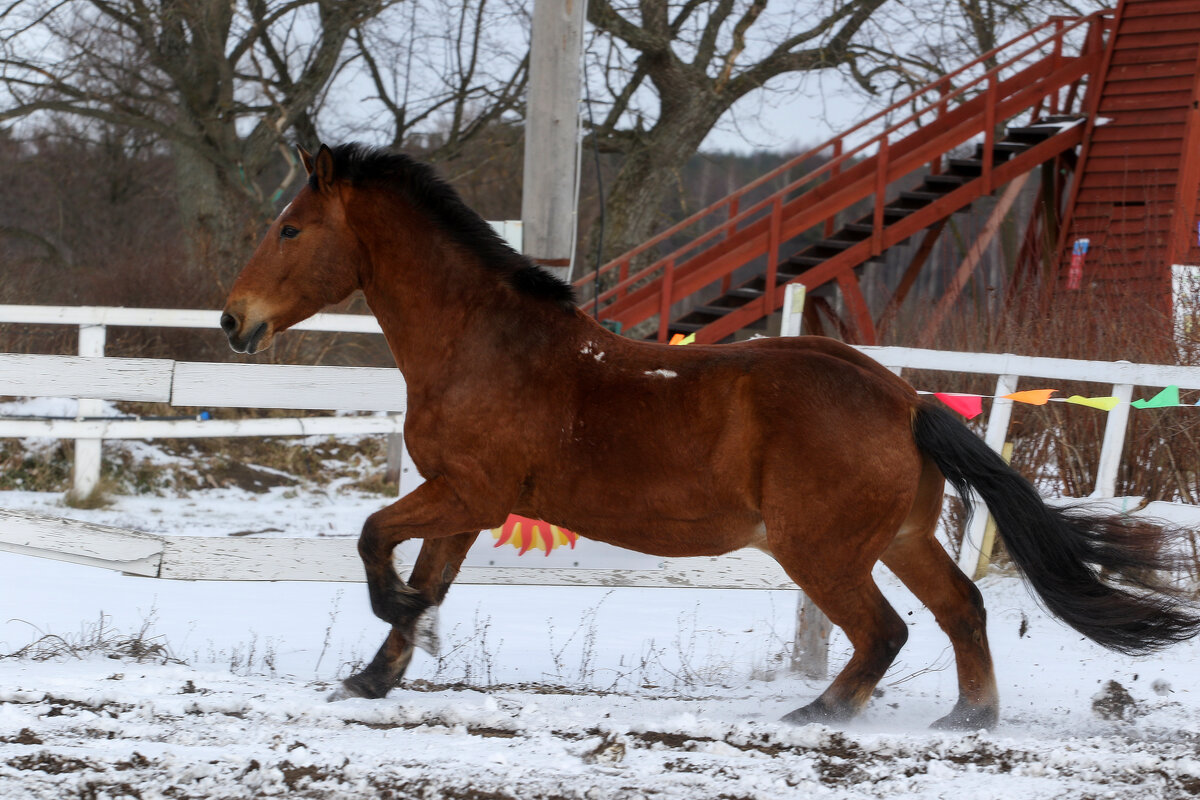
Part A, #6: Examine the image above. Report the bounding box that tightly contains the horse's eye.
[280,225,300,239]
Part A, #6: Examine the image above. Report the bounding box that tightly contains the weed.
[0,440,72,492]
[1,609,183,665]
[430,606,501,687]
[314,589,343,676]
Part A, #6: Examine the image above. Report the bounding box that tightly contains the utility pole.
[521,0,586,284]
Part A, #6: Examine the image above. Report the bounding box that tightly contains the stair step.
[947,158,984,176]
[896,191,942,208]
[1006,125,1059,142]
[705,293,756,310]
[1037,114,1082,125]
[726,287,763,300]
[787,254,828,268]
[787,249,886,268]
[842,222,876,237]
[853,207,911,228]
[993,141,1031,153]
[690,304,734,317]
[924,173,970,191]
[745,271,800,290]
[970,143,1021,161]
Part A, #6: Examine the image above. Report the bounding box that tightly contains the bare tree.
[0,0,395,288]
[583,0,889,264]
[846,0,1106,105]
[344,0,530,168]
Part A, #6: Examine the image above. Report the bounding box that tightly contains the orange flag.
[1003,389,1056,405]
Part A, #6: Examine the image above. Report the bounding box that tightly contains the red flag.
[934,392,983,419]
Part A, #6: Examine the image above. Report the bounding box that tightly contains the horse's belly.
[553,510,765,558]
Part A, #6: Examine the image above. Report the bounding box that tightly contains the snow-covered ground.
[4,438,1200,798]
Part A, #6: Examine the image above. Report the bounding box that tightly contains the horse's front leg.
[336,532,479,700]
[333,477,500,700]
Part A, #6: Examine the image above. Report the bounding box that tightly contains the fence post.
[956,373,1019,577]
[791,593,833,679]
[1092,382,1134,498]
[780,283,807,337]
[385,432,405,486]
[70,324,106,503]
[779,285,832,676]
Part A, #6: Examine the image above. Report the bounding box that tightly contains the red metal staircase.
[574,13,1114,344]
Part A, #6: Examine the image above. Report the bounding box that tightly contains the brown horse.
[222,143,1199,729]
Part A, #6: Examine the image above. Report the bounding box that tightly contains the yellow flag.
[1065,395,1121,411]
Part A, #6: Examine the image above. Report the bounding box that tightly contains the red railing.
[574,12,1113,341]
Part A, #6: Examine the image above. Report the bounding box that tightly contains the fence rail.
[782,285,1200,577]
[3,300,1200,592]
[0,304,395,498]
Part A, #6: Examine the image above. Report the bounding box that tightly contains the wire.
[582,66,605,321]
[1,412,212,422]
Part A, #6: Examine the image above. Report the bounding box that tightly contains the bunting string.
[664,334,1191,420]
[920,385,1195,420]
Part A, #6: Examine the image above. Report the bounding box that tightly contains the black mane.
[318,143,577,310]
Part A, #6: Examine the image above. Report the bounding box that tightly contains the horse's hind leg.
[336,531,479,700]
[778,570,909,724]
[880,458,998,729]
[881,529,998,729]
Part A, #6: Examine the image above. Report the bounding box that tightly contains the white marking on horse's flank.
[580,341,605,361]
[645,369,677,378]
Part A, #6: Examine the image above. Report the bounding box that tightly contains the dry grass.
[884,267,1200,506]
[1,611,183,665]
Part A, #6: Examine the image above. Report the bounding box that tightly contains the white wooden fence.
[3,297,1199,594]
[790,283,1200,574]
[0,306,789,589]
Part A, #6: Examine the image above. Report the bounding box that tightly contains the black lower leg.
[368,573,432,632]
[339,630,415,699]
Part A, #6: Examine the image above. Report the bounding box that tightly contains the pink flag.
[935,392,984,419]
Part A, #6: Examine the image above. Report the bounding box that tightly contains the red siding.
[1058,0,1200,305]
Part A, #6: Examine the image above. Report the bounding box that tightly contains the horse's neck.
[358,222,579,386]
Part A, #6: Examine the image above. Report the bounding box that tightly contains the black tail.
[913,400,1200,654]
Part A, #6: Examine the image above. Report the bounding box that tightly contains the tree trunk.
[595,100,726,267]
[172,144,269,300]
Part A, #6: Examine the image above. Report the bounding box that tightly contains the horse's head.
[221,144,365,354]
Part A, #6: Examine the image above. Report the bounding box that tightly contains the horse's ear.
[297,146,315,177]
[312,144,336,192]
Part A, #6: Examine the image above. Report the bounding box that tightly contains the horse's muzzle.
[221,311,269,354]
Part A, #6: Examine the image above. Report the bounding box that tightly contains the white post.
[70,324,106,502]
[791,593,834,678]
[780,283,807,337]
[956,373,1019,577]
[521,0,586,283]
[1091,383,1134,499]
[780,282,831,675]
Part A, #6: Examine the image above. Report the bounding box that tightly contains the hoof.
[930,702,998,731]
[330,670,395,702]
[781,700,849,726]
[326,685,356,703]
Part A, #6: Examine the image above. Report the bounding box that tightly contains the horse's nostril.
[220,312,238,334]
